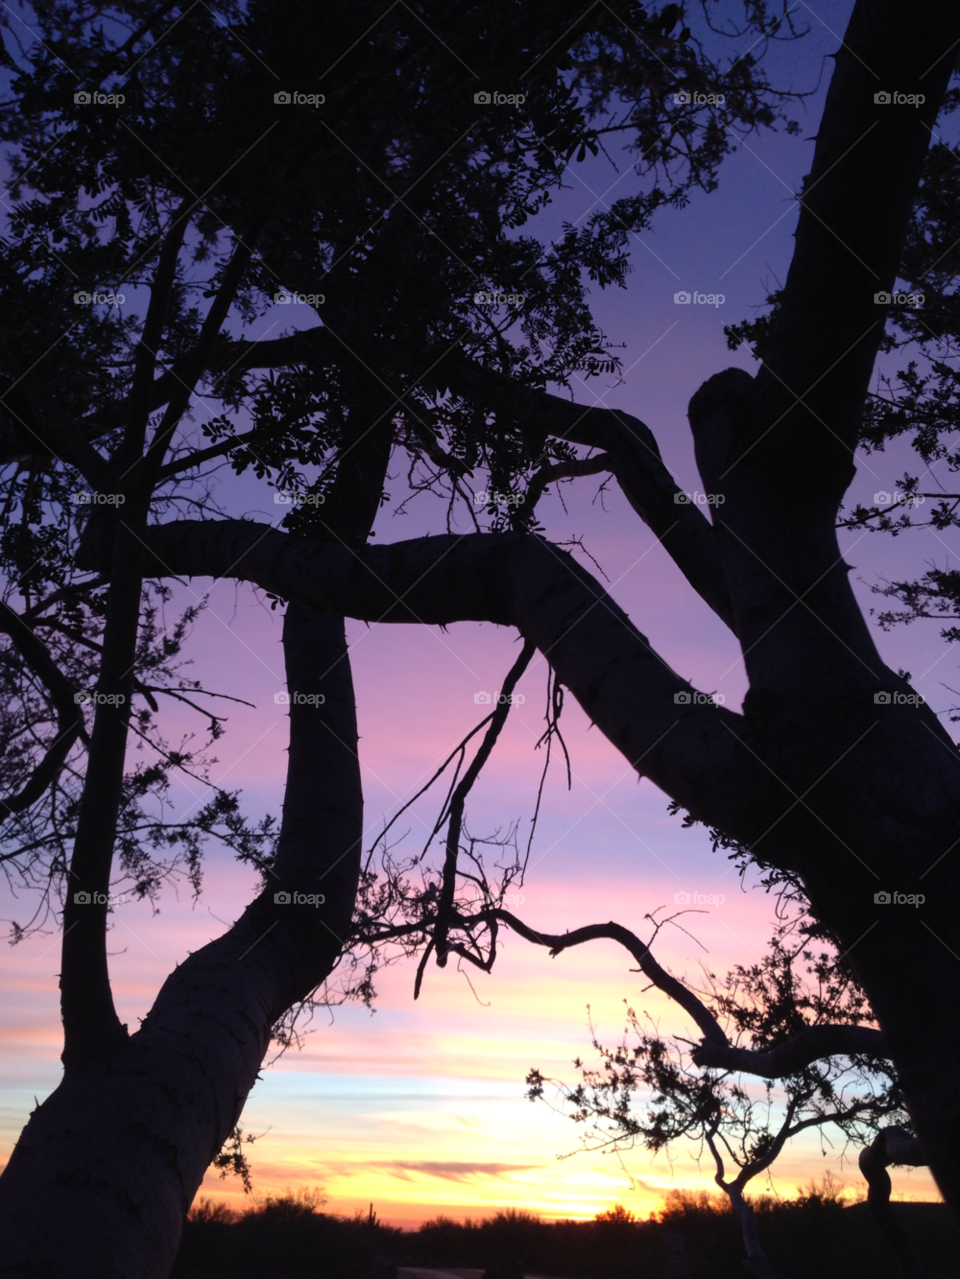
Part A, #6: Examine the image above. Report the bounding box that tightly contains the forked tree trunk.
[0,607,361,1278]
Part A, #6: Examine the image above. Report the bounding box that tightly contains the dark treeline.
[171,1189,958,1279]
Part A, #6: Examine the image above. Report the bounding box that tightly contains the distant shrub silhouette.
[173,1190,959,1279]
[657,1189,731,1221]
[173,1191,401,1279]
[187,1200,239,1226]
[593,1204,638,1223]
[248,1186,329,1221]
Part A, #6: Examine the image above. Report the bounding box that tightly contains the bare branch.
[433,639,535,969]
[489,908,885,1075]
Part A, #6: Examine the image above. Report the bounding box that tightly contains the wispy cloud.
[374,1161,538,1183]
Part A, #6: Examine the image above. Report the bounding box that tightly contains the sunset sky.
[0,0,952,1227]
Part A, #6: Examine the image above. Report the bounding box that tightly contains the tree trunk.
[725,1185,781,1279]
[860,1128,928,1279]
[0,608,361,1278]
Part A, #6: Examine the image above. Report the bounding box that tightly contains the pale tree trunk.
[0,607,362,1279]
[860,1128,928,1278]
[725,1186,781,1279]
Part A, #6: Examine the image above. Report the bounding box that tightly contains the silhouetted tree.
[0,2,806,1274]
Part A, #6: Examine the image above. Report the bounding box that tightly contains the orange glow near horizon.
[0,844,945,1232]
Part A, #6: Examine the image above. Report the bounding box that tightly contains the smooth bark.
[0,609,362,1278]
[859,1127,928,1278]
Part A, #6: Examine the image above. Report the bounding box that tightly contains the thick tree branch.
[122,195,199,470]
[78,520,774,842]
[136,207,273,497]
[267,604,363,984]
[692,1024,885,1076]
[0,602,84,816]
[0,373,118,492]
[61,516,145,1066]
[139,330,736,628]
[754,0,960,500]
